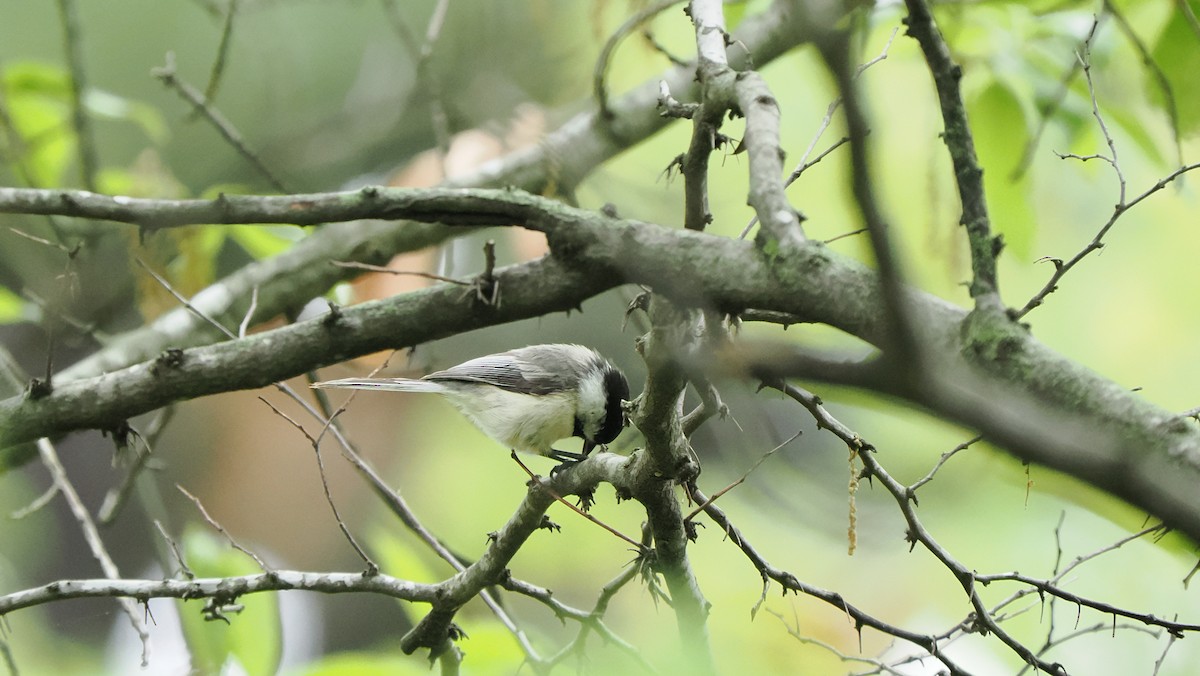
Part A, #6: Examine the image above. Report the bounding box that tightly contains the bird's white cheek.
[575,373,609,440]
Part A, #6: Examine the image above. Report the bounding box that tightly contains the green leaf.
[84,89,169,143]
[967,78,1036,259]
[369,529,442,585]
[229,225,299,260]
[1,62,74,186]
[0,286,26,324]
[2,62,70,98]
[177,527,282,676]
[1151,1,1200,136]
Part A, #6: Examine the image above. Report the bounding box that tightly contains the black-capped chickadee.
[312,344,630,464]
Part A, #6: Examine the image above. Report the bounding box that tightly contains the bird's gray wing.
[423,352,567,395]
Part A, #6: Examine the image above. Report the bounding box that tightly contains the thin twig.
[739,26,895,241]
[977,567,1200,637]
[238,285,259,338]
[1105,0,1182,167]
[9,484,59,520]
[908,435,981,492]
[0,634,16,676]
[309,357,543,661]
[822,227,867,244]
[130,269,537,658]
[7,227,74,254]
[55,0,98,191]
[1012,16,1100,181]
[687,483,971,675]
[417,0,452,159]
[331,260,469,285]
[857,448,1070,675]
[594,0,686,119]
[380,0,453,161]
[202,0,239,103]
[176,484,273,573]
[154,519,194,580]
[508,451,645,551]
[817,28,922,369]
[38,439,151,665]
[768,608,909,676]
[1014,21,1200,318]
[152,53,290,193]
[683,429,799,521]
[1152,625,1180,676]
[135,257,237,337]
[505,569,654,672]
[257,395,379,573]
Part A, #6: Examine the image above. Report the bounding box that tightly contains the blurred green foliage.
[177,526,282,676]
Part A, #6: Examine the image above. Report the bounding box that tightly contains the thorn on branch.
[151,347,186,375]
[26,377,52,400]
[321,301,343,328]
[462,240,500,307]
[202,595,244,624]
[622,289,651,331]
[101,420,135,451]
[1036,256,1065,271]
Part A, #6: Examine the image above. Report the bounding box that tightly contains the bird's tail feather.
[311,377,444,393]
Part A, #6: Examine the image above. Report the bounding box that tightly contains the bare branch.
[202,0,239,103]
[152,53,291,193]
[176,484,273,573]
[686,483,973,675]
[903,0,1002,310]
[0,571,438,616]
[1013,28,1200,319]
[596,0,686,119]
[816,29,923,372]
[257,395,379,573]
[38,0,812,386]
[37,439,151,665]
[54,0,98,191]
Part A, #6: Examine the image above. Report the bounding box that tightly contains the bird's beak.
[582,439,597,457]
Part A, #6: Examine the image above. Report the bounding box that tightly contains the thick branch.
[628,297,711,669]
[0,186,565,230]
[734,71,806,249]
[36,0,812,384]
[680,0,736,232]
[400,452,635,654]
[2,190,1200,545]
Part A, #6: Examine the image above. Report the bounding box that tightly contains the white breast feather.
[439,386,576,455]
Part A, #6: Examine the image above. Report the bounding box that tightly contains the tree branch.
[36,0,813,385]
[3,190,1200,544]
[0,571,437,616]
[903,0,1001,311]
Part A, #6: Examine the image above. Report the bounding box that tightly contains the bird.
[312,344,630,465]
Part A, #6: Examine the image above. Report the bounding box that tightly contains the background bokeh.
[1,1,1198,674]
